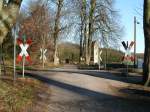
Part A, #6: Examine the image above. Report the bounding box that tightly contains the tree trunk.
[85,33,89,65]
[53,0,63,65]
[143,0,150,85]
[81,0,89,65]
[86,0,96,65]
[42,36,45,68]
[79,26,83,63]
[53,37,58,65]
[80,0,96,65]
[79,13,84,63]
[84,21,89,65]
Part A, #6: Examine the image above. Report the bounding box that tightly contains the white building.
[91,41,100,64]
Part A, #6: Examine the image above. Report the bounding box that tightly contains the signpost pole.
[42,49,44,68]
[13,28,16,81]
[126,64,128,77]
[22,34,26,78]
[22,55,25,78]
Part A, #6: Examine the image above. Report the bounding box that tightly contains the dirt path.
[26,69,150,112]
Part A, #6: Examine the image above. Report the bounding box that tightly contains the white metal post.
[42,49,44,68]
[126,64,128,77]
[22,55,25,78]
[13,28,16,81]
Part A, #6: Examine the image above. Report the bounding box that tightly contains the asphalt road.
[25,68,150,112]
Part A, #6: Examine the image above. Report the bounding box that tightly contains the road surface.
[25,68,150,112]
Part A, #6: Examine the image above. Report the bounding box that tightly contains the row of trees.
[1,0,149,86]
[74,0,122,65]
[19,0,150,86]
[17,0,121,65]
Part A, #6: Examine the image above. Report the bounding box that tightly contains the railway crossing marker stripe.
[17,38,32,63]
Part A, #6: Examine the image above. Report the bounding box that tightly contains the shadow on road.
[31,69,142,85]
[120,88,150,97]
[23,72,150,112]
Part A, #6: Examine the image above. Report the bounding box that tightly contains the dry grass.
[0,76,50,112]
[0,78,33,112]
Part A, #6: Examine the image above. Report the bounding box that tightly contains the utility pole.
[13,23,19,81]
[134,16,136,68]
[134,16,139,68]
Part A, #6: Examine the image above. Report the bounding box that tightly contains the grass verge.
[0,77,50,112]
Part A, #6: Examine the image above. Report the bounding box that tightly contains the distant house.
[91,41,99,64]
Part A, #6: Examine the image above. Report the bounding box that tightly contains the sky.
[115,0,144,53]
[20,0,144,53]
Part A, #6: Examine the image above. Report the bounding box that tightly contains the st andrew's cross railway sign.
[40,48,47,62]
[122,41,135,65]
[98,50,102,62]
[17,38,32,63]
[40,48,47,68]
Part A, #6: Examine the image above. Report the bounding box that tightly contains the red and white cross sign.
[17,38,32,63]
[122,41,135,64]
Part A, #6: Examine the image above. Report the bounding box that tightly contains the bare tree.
[52,0,64,65]
[20,3,52,65]
[47,0,75,65]
[74,0,122,65]
[86,0,96,64]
